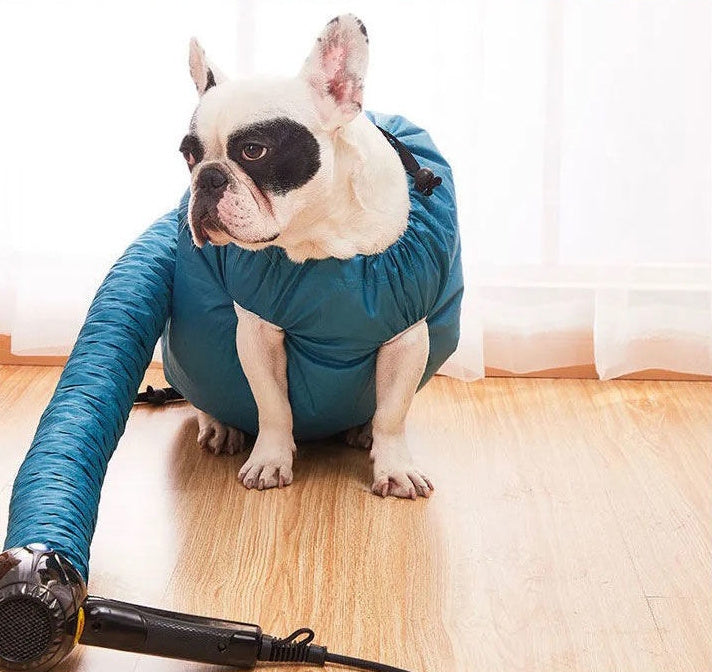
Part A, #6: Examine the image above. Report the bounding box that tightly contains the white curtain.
[1,0,710,379]
[468,0,712,379]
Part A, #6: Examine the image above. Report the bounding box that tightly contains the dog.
[180,14,434,499]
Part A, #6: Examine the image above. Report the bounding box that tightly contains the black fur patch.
[205,68,216,91]
[355,18,368,41]
[179,134,205,167]
[226,118,320,195]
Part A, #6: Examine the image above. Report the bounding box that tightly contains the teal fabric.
[5,214,178,579]
[4,112,461,579]
[163,112,463,440]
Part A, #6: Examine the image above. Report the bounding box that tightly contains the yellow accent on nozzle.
[74,606,85,645]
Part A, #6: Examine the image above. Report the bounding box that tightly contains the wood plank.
[0,367,709,671]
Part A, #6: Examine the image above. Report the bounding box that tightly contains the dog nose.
[198,167,228,191]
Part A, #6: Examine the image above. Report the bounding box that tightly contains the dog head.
[180,14,369,249]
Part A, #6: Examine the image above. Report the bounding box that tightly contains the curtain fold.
[1,0,710,379]
[469,0,711,378]
[594,286,712,379]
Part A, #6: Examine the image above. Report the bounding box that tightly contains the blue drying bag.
[5,113,463,578]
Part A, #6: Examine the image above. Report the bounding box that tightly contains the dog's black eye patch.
[226,118,320,195]
[179,134,204,169]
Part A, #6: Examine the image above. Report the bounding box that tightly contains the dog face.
[181,14,369,249]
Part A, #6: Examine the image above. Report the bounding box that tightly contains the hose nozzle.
[0,545,87,671]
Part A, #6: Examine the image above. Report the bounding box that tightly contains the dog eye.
[241,143,268,161]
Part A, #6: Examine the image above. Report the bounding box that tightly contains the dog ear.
[189,37,227,96]
[300,14,369,130]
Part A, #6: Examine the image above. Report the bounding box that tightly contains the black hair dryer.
[0,545,410,672]
[0,545,264,671]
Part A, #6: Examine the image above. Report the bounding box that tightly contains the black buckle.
[414,167,442,197]
[376,125,442,197]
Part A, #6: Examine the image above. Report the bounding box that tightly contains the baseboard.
[2,334,710,381]
[485,364,712,381]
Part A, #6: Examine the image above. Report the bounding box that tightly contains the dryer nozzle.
[0,545,87,672]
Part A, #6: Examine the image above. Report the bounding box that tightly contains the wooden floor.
[0,365,710,672]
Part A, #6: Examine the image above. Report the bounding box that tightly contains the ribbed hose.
[4,210,179,580]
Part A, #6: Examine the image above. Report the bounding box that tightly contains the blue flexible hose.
[4,209,179,580]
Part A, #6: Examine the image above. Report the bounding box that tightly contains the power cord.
[258,628,413,672]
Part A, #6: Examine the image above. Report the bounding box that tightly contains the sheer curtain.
[470,0,712,379]
[0,1,246,356]
[0,0,710,379]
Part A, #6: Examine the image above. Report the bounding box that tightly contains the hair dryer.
[0,545,410,672]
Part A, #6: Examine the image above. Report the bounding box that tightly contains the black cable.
[134,385,185,406]
[324,651,412,672]
[259,630,413,672]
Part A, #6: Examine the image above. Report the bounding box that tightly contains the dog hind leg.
[196,408,246,455]
[344,420,373,450]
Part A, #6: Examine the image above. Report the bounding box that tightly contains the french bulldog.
[182,14,434,499]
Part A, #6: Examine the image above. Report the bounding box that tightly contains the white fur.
[300,14,369,129]
[188,77,409,260]
[270,113,410,261]
[233,303,295,490]
[189,15,433,498]
[370,320,433,498]
[188,37,227,96]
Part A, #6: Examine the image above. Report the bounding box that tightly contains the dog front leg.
[370,319,434,499]
[234,303,295,490]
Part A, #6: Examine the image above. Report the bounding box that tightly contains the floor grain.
[0,366,710,672]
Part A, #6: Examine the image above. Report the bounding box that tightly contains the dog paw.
[196,411,245,455]
[238,436,295,491]
[344,421,373,450]
[371,468,434,499]
[370,435,434,499]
